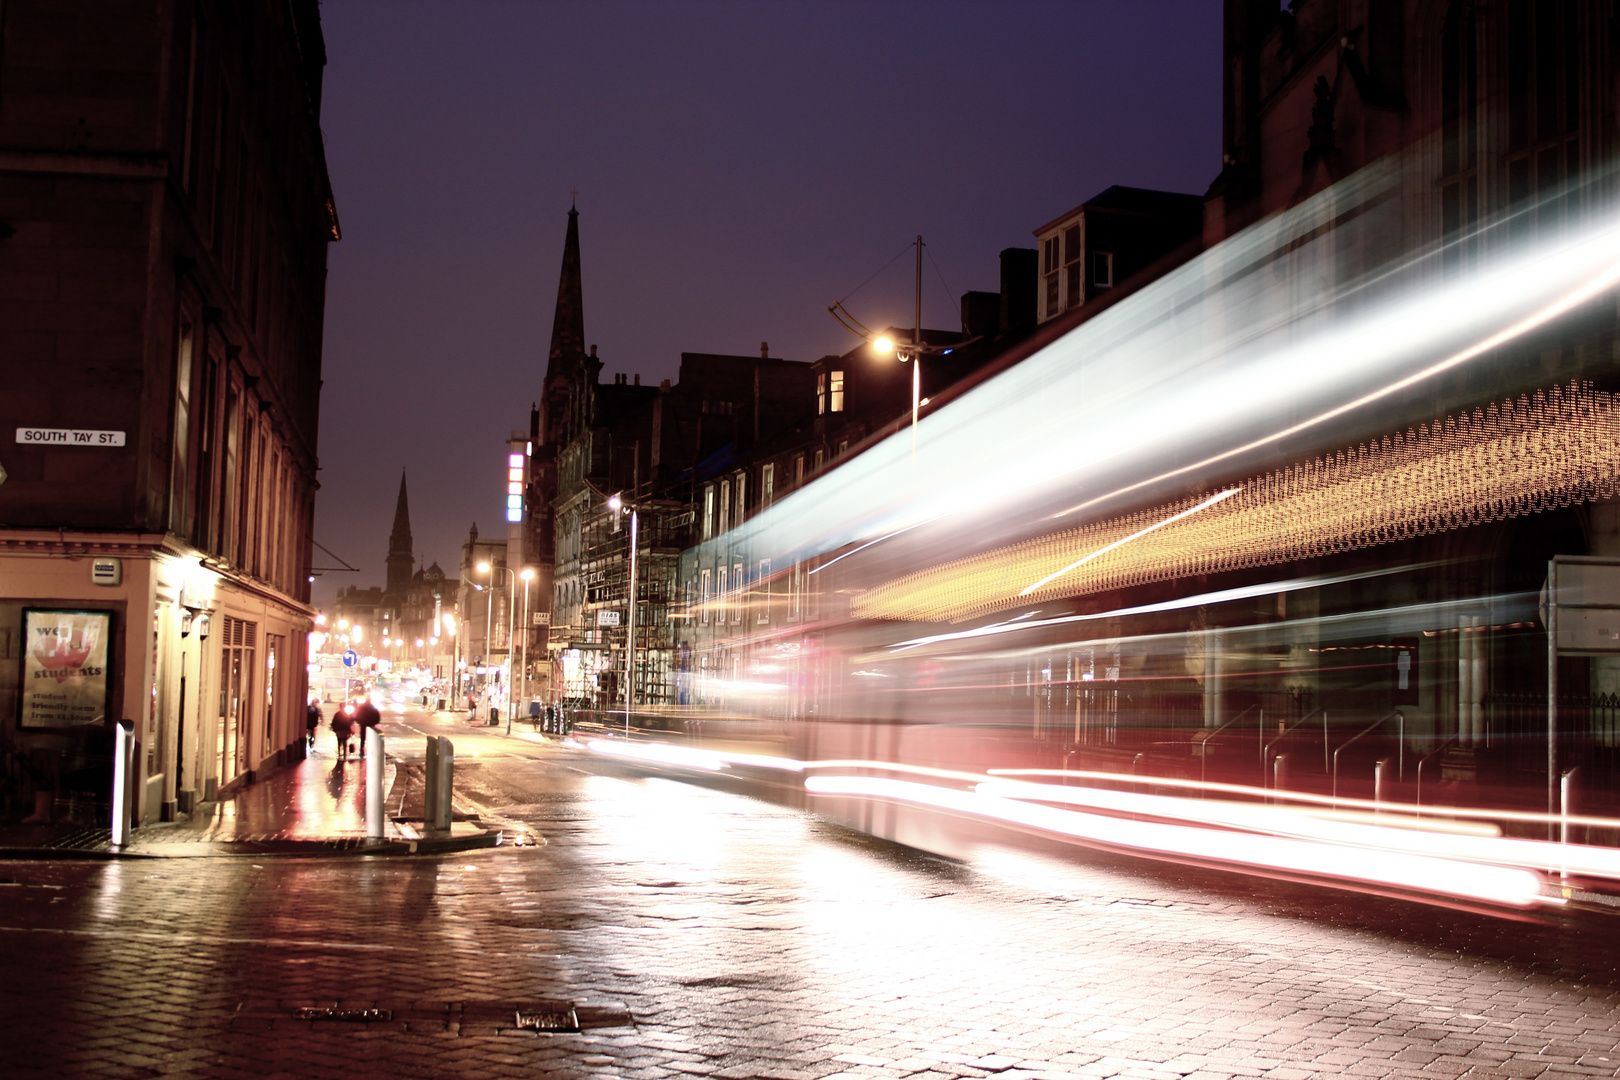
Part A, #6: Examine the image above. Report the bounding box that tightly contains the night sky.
[312,1,1221,605]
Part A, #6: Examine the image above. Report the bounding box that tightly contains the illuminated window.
[758,559,771,624]
[703,485,715,541]
[762,463,774,508]
[700,568,711,625]
[718,480,731,534]
[830,371,844,412]
[716,566,727,624]
[732,563,744,624]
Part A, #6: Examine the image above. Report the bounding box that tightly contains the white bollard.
[433,738,454,833]
[424,735,440,831]
[110,719,135,847]
[365,727,384,840]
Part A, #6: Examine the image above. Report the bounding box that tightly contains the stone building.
[0,0,337,822]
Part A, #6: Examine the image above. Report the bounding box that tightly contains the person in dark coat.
[331,705,354,759]
[305,700,322,748]
[354,698,382,757]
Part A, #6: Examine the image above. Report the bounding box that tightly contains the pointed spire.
[389,470,412,556]
[548,205,585,362]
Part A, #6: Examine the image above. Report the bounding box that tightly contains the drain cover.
[515,1007,579,1032]
[295,1007,392,1022]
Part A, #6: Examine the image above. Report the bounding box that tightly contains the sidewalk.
[0,736,502,859]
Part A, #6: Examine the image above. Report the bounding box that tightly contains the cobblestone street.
[3,736,1619,1080]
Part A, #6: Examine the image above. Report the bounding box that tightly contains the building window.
[837,439,848,457]
[732,563,744,624]
[718,480,731,535]
[794,454,804,487]
[1090,250,1113,289]
[817,372,826,415]
[762,463,774,508]
[1042,234,1061,318]
[758,559,771,624]
[717,566,728,624]
[169,322,195,535]
[700,568,711,626]
[1064,224,1082,308]
[814,448,824,473]
[829,370,844,412]
[734,472,747,526]
[703,484,715,540]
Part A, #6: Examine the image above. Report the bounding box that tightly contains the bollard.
[365,727,384,839]
[424,735,441,831]
[432,737,454,833]
[111,719,135,847]
[1374,758,1390,810]
[1272,753,1288,802]
[1562,766,1582,851]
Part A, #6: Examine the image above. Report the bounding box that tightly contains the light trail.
[804,775,1549,910]
[1019,488,1240,595]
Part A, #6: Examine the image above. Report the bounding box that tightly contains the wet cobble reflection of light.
[2,751,1620,1079]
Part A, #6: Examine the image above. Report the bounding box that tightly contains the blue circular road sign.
[342,649,358,668]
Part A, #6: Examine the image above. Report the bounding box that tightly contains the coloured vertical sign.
[21,609,112,727]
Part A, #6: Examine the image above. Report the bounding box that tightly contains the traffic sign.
[342,649,358,668]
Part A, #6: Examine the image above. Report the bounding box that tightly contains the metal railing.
[1263,707,1328,786]
[1332,708,1404,805]
[1193,704,1263,788]
[1413,736,1458,813]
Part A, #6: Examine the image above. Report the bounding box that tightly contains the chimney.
[760,341,769,358]
[999,248,1038,333]
[634,373,640,386]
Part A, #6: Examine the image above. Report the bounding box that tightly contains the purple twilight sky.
[311,0,1222,605]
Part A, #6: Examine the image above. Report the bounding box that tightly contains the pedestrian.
[528,698,541,731]
[305,699,321,749]
[331,704,354,759]
[355,697,382,757]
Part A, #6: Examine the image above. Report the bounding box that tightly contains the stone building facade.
[0,0,337,821]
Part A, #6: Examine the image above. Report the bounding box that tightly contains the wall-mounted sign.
[532,611,551,626]
[16,428,126,447]
[91,558,120,586]
[595,610,621,627]
[21,609,113,728]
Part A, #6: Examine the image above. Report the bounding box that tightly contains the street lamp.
[828,235,971,465]
[476,559,519,731]
[519,567,535,721]
[607,494,638,738]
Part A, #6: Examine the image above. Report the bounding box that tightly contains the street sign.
[596,610,621,627]
[342,649,358,668]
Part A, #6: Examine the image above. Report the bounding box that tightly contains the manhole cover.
[294,1007,392,1022]
[515,1007,579,1032]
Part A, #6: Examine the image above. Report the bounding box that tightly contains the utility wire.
[925,243,957,319]
[835,240,916,306]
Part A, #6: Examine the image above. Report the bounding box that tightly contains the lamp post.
[476,559,519,732]
[519,567,535,721]
[608,494,638,737]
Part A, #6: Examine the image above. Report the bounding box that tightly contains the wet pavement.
[0,704,505,857]
[3,721,1620,1080]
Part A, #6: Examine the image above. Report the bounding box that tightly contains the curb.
[0,825,507,861]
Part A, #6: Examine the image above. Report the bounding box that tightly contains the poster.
[21,609,112,728]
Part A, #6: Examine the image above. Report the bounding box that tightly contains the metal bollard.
[424,735,441,831]
[365,727,384,839]
[1374,758,1390,810]
[111,719,135,847]
[432,737,454,833]
[1272,753,1288,801]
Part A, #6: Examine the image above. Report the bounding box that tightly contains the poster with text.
[21,609,112,728]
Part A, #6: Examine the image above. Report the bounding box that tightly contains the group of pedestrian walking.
[312,697,381,759]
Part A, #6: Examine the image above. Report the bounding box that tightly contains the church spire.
[390,470,412,555]
[385,470,413,598]
[548,205,585,362]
